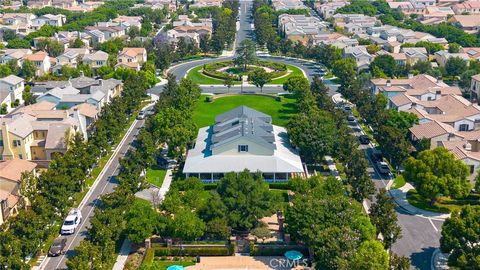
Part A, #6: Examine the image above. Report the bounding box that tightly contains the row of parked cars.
[343,104,391,176]
[48,208,83,256]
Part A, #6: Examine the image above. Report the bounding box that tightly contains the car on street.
[136,110,145,120]
[48,237,67,257]
[376,161,390,175]
[358,135,370,144]
[347,115,355,122]
[61,208,82,235]
[343,105,352,113]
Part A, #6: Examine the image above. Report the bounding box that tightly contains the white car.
[61,209,82,235]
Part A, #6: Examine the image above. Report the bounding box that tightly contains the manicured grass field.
[145,260,196,270]
[186,63,305,85]
[192,94,298,127]
[269,64,304,84]
[146,167,167,187]
[392,175,406,189]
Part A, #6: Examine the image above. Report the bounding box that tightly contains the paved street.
[347,115,444,270]
[40,105,153,269]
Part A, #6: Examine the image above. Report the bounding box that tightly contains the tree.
[249,68,271,92]
[375,125,410,169]
[251,224,271,242]
[448,43,461,53]
[445,57,468,77]
[440,206,480,269]
[282,75,309,96]
[287,109,337,163]
[2,29,16,41]
[20,60,36,80]
[6,38,30,49]
[223,74,235,91]
[199,34,211,55]
[404,147,471,203]
[412,60,432,74]
[369,189,402,249]
[0,103,7,115]
[370,54,397,78]
[216,170,278,231]
[351,240,390,270]
[459,69,478,91]
[38,39,64,57]
[166,208,206,240]
[205,218,230,240]
[385,109,418,135]
[234,40,256,70]
[70,38,85,48]
[333,57,357,88]
[124,199,158,243]
[389,253,411,270]
[344,150,375,202]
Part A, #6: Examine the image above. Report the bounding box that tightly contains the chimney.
[464,142,472,151]
[411,102,417,108]
[386,79,391,87]
[98,79,103,86]
[437,77,443,84]
[1,122,14,160]
[436,90,442,99]
[80,71,84,77]
[408,73,413,79]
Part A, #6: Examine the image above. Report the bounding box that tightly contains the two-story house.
[115,48,147,70]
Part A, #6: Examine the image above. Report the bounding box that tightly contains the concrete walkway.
[324,156,341,180]
[389,183,451,219]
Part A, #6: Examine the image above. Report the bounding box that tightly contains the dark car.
[347,115,355,122]
[358,135,370,144]
[48,237,67,257]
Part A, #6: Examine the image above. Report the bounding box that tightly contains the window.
[238,145,248,152]
[0,140,3,147]
[13,140,21,147]
[459,124,469,131]
[470,165,475,175]
[18,154,22,159]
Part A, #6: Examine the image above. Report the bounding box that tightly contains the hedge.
[144,248,155,264]
[153,246,232,257]
[250,244,308,256]
[201,60,289,81]
[268,182,291,190]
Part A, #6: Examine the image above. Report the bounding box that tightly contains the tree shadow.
[411,246,436,270]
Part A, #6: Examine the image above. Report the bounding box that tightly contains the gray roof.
[211,106,275,151]
[0,75,23,85]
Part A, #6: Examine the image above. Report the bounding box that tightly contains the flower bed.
[202,60,288,81]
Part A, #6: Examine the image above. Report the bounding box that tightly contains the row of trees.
[0,71,148,268]
[66,74,201,268]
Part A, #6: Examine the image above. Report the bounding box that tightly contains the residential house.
[461,47,480,61]
[420,6,454,25]
[157,15,213,45]
[309,32,359,48]
[52,0,77,8]
[410,120,462,148]
[314,1,348,19]
[450,15,480,33]
[440,139,480,180]
[0,75,24,113]
[452,1,480,15]
[388,52,407,65]
[31,14,66,31]
[34,75,123,109]
[53,48,90,73]
[85,25,125,42]
[470,74,480,102]
[112,16,143,30]
[26,0,52,8]
[23,51,51,77]
[0,13,36,36]
[190,0,223,8]
[278,14,328,45]
[116,48,147,70]
[66,1,104,12]
[0,49,32,65]
[183,106,305,182]
[82,50,109,69]
[271,0,306,11]
[0,1,23,10]
[401,47,429,65]
[0,159,37,225]
[434,50,470,67]
[344,46,372,70]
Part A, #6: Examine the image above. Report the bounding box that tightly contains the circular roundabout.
[187,60,305,85]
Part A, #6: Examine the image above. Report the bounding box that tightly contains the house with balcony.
[23,51,51,77]
[82,50,109,69]
[31,14,66,30]
[0,75,24,113]
[183,106,305,182]
[115,48,147,70]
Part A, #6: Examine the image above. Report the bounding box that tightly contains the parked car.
[48,237,67,257]
[358,135,370,144]
[136,110,145,120]
[376,161,390,175]
[347,115,355,122]
[61,208,82,235]
[343,105,352,112]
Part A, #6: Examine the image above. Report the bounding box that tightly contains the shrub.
[275,96,283,102]
[268,182,291,190]
[250,245,308,256]
[153,246,232,257]
[201,60,288,81]
[144,248,155,264]
[204,183,217,190]
[205,96,214,103]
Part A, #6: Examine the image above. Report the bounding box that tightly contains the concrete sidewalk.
[389,183,450,219]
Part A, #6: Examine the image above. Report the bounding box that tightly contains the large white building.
[183,106,305,182]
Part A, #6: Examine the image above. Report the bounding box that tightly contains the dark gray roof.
[211,106,275,151]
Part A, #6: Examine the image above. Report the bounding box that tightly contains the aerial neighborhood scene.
[0,0,479,269]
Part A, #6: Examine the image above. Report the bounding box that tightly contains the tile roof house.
[34,75,123,109]
[183,106,305,182]
[116,48,147,71]
[31,14,66,30]
[82,50,109,69]
[400,47,429,65]
[344,46,372,70]
[85,25,125,43]
[0,159,37,225]
[157,16,213,46]
[271,0,306,10]
[452,1,480,14]
[314,1,348,19]
[23,51,51,77]
[434,50,470,67]
[279,14,329,45]
[461,47,480,61]
[450,15,480,33]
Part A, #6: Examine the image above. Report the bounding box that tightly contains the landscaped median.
[186,60,305,85]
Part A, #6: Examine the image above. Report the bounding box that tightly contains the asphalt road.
[348,118,443,270]
[41,110,150,269]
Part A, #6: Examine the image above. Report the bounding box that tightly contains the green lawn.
[406,189,474,214]
[392,175,406,189]
[193,94,298,127]
[268,64,304,84]
[187,63,305,85]
[143,260,196,270]
[146,167,167,187]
